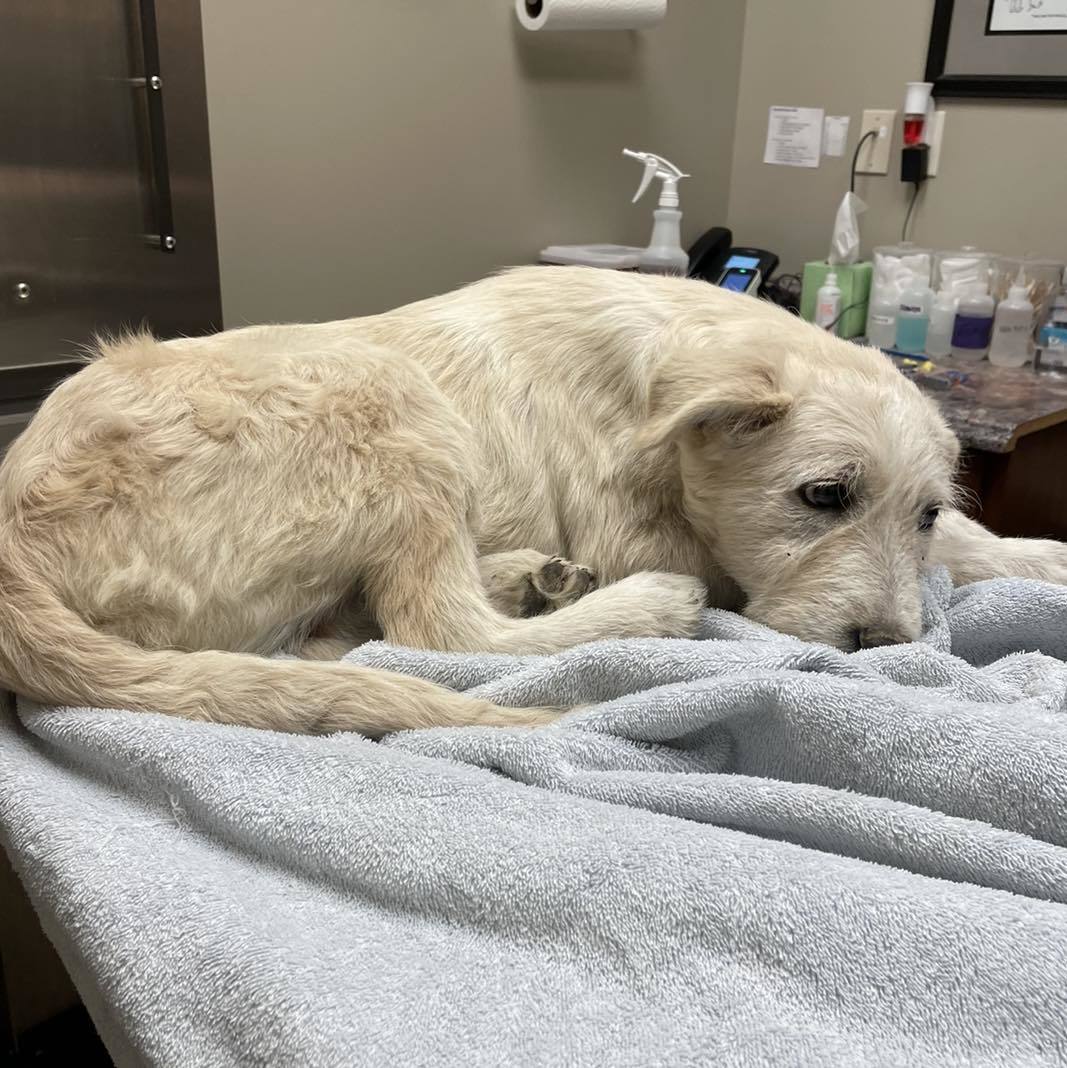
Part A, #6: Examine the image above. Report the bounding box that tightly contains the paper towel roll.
[515,0,667,31]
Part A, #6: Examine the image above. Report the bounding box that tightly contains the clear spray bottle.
[623,149,690,276]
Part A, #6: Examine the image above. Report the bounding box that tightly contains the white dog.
[1,267,1063,734]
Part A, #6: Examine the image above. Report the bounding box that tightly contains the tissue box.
[800,261,873,339]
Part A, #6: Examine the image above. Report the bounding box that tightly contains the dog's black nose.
[856,627,908,650]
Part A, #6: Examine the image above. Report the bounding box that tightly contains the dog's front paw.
[516,555,599,617]
[481,549,599,618]
[610,572,708,639]
[527,556,598,612]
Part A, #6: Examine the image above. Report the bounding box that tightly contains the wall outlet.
[855,109,896,175]
[926,110,946,177]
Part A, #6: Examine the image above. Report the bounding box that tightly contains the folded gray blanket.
[2,567,1067,1067]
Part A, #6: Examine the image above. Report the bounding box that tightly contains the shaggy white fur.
[1,267,1063,734]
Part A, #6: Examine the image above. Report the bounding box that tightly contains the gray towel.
[1,566,1066,1067]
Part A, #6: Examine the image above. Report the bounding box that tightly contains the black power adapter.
[901,144,929,184]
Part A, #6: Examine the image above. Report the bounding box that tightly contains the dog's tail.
[0,553,555,736]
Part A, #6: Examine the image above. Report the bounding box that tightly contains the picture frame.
[925,0,1067,99]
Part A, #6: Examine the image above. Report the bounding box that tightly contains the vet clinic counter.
[904,354,1067,542]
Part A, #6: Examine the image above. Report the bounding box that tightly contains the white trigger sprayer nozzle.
[622,148,689,209]
[622,147,691,276]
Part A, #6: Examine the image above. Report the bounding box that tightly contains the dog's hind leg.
[296,597,383,660]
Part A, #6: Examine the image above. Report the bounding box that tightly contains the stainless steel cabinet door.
[0,0,222,375]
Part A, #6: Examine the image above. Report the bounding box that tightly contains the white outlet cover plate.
[856,109,896,175]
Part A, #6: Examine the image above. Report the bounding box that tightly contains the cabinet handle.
[136,0,176,253]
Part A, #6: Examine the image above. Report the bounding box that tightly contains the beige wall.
[726,0,1067,275]
[200,1,745,326]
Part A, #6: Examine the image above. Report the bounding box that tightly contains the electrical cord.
[761,272,803,315]
[850,129,878,194]
[901,180,922,242]
[826,300,866,333]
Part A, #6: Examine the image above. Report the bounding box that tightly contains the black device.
[717,261,764,295]
[686,226,732,279]
[901,144,929,184]
[687,227,780,297]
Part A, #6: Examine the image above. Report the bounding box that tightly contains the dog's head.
[637,311,959,650]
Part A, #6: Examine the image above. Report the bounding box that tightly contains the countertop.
[885,351,1067,454]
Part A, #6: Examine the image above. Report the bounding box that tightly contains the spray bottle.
[623,149,690,276]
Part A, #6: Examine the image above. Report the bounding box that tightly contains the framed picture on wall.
[926,0,1067,98]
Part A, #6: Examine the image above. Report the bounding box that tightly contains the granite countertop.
[883,352,1067,454]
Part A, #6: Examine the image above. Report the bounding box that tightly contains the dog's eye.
[799,482,850,510]
[919,506,940,532]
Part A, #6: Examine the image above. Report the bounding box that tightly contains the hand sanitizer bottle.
[989,270,1035,368]
[623,149,691,276]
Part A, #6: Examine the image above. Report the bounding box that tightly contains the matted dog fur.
[1,267,1064,734]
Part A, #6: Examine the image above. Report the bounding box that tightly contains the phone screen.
[724,254,761,271]
[720,268,757,293]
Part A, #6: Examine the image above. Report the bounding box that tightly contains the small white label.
[871,314,894,326]
[823,115,850,157]
[816,301,838,327]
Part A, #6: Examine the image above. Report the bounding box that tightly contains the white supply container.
[866,291,899,349]
[869,243,933,343]
[989,275,1036,367]
[539,244,644,270]
[815,271,842,331]
[992,256,1066,330]
[925,289,958,359]
[934,246,994,298]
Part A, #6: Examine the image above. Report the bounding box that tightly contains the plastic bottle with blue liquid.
[894,283,930,354]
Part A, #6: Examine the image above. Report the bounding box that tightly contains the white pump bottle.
[623,148,690,276]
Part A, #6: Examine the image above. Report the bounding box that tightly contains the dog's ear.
[635,352,792,449]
